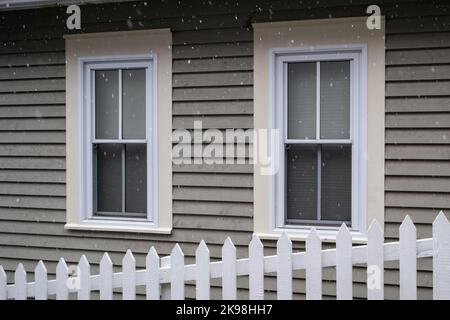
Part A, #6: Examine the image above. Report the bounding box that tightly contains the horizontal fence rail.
[0,212,449,300]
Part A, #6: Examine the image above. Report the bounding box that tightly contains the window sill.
[65,220,172,234]
[256,227,368,244]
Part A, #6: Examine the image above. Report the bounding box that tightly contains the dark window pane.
[320,61,350,139]
[122,69,146,139]
[286,145,317,221]
[288,62,317,140]
[95,70,119,139]
[94,144,122,213]
[125,144,147,215]
[321,145,351,223]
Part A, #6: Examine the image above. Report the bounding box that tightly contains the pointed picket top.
[15,263,26,276]
[78,254,90,279]
[171,243,184,259]
[34,260,47,274]
[146,246,159,262]
[196,241,210,269]
[147,246,159,263]
[122,249,136,300]
[170,243,185,300]
[56,257,68,274]
[35,261,47,298]
[336,223,352,300]
[14,263,27,300]
[123,249,136,267]
[367,219,383,239]
[101,252,113,267]
[56,258,68,300]
[146,247,160,300]
[399,215,417,300]
[222,237,237,300]
[400,215,416,234]
[78,255,91,300]
[223,237,236,252]
[196,240,210,300]
[277,232,292,300]
[249,234,264,300]
[79,254,90,270]
[100,252,113,300]
[0,265,7,300]
[337,223,352,242]
[307,227,320,242]
[249,234,264,251]
[196,240,210,257]
[35,261,48,300]
[433,211,450,299]
[277,231,292,248]
[433,210,450,227]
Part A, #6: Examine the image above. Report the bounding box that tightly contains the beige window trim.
[64,29,172,234]
[253,17,385,242]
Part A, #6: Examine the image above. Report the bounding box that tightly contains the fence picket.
[222,237,237,300]
[306,228,322,300]
[0,266,6,300]
[14,263,27,300]
[367,220,384,300]
[78,255,91,300]
[171,244,185,300]
[249,234,264,300]
[277,232,292,300]
[146,247,160,300]
[34,261,47,300]
[336,224,352,300]
[56,258,68,300]
[399,215,417,300]
[122,250,136,300]
[433,211,450,300]
[196,240,210,300]
[100,253,113,300]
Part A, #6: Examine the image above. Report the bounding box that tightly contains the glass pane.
[94,144,122,213]
[125,144,147,215]
[320,61,350,139]
[123,69,146,139]
[286,145,317,221]
[288,62,317,140]
[95,70,119,139]
[321,145,351,223]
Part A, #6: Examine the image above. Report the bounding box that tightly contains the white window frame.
[82,56,157,224]
[64,29,172,234]
[272,46,367,236]
[253,17,385,242]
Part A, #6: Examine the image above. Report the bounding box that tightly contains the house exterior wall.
[0,0,449,299]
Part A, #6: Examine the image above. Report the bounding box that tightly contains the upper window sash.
[86,60,152,143]
[276,51,360,144]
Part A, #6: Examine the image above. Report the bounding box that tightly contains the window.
[65,30,172,233]
[253,17,385,241]
[88,63,152,220]
[277,51,360,228]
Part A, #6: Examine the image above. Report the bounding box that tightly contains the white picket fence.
[1,212,450,300]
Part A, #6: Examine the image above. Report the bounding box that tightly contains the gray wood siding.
[0,0,449,300]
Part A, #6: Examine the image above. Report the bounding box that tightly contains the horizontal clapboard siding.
[0,0,449,300]
[0,105,65,118]
[384,10,450,297]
